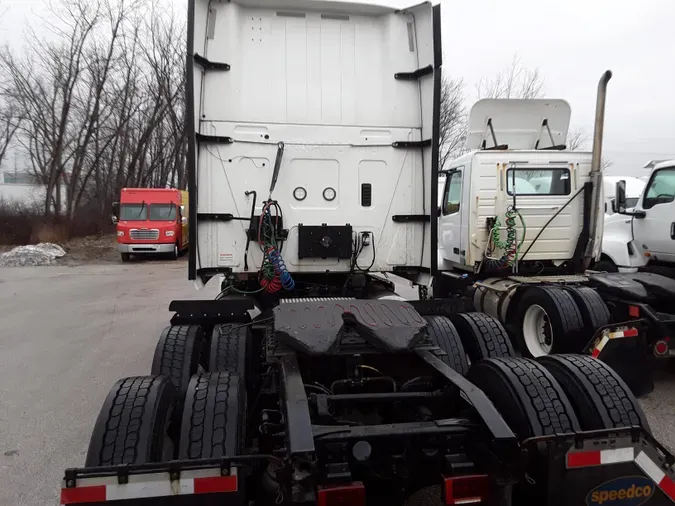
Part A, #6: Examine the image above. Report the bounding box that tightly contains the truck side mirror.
[615,180,627,213]
[181,216,187,225]
[111,215,118,225]
[180,205,185,214]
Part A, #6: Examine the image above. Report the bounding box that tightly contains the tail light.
[443,474,489,505]
[317,482,365,506]
[654,339,670,356]
[622,328,639,337]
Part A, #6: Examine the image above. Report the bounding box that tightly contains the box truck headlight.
[165,230,175,237]
[117,231,124,237]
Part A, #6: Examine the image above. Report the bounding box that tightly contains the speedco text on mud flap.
[587,476,655,506]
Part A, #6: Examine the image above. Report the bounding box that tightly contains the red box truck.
[113,188,189,262]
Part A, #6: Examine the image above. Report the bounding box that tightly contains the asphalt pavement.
[0,261,674,506]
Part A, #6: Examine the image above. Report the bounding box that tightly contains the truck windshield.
[149,204,177,221]
[506,168,571,196]
[643,167,675,209]
[119,203,147,220]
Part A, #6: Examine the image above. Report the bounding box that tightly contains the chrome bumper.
[118,243,175,254]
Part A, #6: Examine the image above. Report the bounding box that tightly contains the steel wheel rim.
[523,304,553,357]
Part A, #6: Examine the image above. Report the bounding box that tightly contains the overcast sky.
[2,0,674,176]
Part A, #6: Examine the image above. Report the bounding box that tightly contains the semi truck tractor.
[419,73,675,384]
[60,1,675,505]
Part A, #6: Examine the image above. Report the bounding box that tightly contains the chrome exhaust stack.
[583,70,612,268]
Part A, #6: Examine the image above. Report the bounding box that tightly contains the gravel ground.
[0,261,673,505]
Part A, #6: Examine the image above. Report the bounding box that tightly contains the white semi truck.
[422,73,675,378]
[59,3,675,506]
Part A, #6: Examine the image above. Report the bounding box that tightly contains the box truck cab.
[599,162,675,272]
[597,176,646,272]
[613,159,675,267]
[114,188,189,262]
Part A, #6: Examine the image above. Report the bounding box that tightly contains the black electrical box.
[298,225,353,259]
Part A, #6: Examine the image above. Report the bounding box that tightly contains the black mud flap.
[584,322,654,397]
[169,298,254,330]
[528,428,675,506]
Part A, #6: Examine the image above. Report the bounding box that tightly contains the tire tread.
[451,312,514,361]
[151,325,202,397]
[424,315,470,375]
[468,357,580,437]
[538,354,649,431]
[85,376,176,467]
[179,372,242,459]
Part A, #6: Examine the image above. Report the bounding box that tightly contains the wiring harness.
[258,200,294,293]
[485,206,526,269]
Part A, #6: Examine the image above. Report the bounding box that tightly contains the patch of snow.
[0,242,66,267]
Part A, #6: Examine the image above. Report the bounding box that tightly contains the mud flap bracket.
[584,321,653,397]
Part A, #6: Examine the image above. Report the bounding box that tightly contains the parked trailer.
[61,1,675,505]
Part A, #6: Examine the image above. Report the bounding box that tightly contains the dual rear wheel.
[85,322,251,466]
[515,285,610,358]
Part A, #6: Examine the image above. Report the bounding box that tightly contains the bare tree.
[567,128,590,150]
[476,54,545,99]
[0,0,187,234]
[0,101,21,168]
[566,127,612,171]
[439,76,467,170]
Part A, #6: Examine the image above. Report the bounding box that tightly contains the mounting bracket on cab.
[392,139,432,149]
[394,64,433,80]
[193,53,230,71]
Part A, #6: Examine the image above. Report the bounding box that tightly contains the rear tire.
[567,286,611,344]
[449,312,514,362]
[516,286,584,357]
[179,372,244,459]
[151,325,204,398]
[85,376,177,466]
[120,253,130,262]
[468,358,580,502]
[468,358,580,438]
[209,324,251,374]
[538,354,650,432]
[423,315,470,375]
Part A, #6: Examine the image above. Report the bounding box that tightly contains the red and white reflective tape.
[567,447,675,502]
[635,451,675,502]
[61,468,238,505]
[591,328,638,358]
[567,447,635,468]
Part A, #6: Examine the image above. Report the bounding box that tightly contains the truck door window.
[506,168,570,196]
[443,169,462,215]
[149,204,177,221]
[643,167,675,209]
[119,204,147,220]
